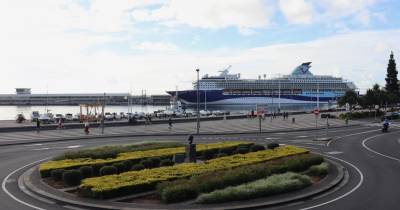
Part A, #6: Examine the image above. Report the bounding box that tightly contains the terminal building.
[0,88,171,105]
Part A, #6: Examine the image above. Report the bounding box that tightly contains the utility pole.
[196,69,200,135]
[101,93,105,134]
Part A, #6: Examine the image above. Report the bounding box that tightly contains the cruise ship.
[167,62,356,105]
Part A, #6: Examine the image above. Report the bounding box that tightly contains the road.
[0,122,400,210]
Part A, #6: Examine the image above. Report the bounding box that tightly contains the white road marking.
[24,144,44,147]
[299,154,364,210]
[2,157,51,210]
[327,129,380,146]
[362,131,400,162]
[32,148,51,151]
[325,151,343,155]
[297,136,309,138]
[66,145,82,149]
[264,137,280,140]
[63,205,88,210]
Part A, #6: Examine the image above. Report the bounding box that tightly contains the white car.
[104,113,114,121]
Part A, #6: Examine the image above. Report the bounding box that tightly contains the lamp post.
[196,69,200,134]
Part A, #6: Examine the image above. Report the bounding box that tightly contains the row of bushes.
[53,142,184,161]
[339,111,384,120]
[50,158,175,186]
[196,172,311,204]
[157,153,323,203]
[78,146,308,199]
[40,141,253,177]
[308,162,329,176]
[201,144,267,160]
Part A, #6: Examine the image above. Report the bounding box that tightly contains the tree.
[385,51,399,98]
[338,90,359,109]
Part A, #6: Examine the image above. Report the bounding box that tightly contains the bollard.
[292,117,295,123]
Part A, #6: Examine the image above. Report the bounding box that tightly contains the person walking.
[58,118,64,130]
[84,121,90,135]
[168,117,173,130]
[36,119,41,133]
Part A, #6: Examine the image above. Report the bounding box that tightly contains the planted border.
[39,142,252,177]
[78,146,308,199]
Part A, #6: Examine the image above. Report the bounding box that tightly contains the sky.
[1,0,400,95]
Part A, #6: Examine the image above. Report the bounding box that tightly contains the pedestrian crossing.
[0,114,358,144]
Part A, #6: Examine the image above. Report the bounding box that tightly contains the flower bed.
[78,146,308,199]
[39,141,252,177]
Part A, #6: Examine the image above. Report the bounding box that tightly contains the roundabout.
[1,122,400,210]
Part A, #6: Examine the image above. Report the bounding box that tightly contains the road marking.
[325,151,343,155]
[327,129,380,146]
[66,145,82,149]
[24,144,44,147]
[2,157,51,210]
[32,148,51,151]
[297,136,309,138]
[276,133,287,135]
[299,154,364,210]
[362,131,400,162]
[264,137,280,140]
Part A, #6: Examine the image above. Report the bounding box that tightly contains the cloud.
[279,0,314,24]
[131,0,272,35]
[131,41,179,51]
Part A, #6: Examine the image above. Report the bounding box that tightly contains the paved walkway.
[0,113,357,143]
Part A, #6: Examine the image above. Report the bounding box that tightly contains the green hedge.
[157,153,323,203]
[196,172,311,204]
[339,111,384,120]
[308,162,329,176]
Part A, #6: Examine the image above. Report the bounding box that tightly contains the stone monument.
[185,134,197,163]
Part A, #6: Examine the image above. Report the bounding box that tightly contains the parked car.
[104,112,114,121]
[39,113,54,124]
[65,113,73,122]
[54,114,65,122]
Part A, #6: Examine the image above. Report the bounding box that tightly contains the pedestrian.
[84,121,90,135]
[148,115,152,125]
[168,117,173,129]
[36,119,41,133]
[58,118,64,130]
[251,110,254,118]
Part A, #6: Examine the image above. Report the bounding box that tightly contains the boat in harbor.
[167,62,356,106]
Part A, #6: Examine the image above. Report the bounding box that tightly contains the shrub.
[79,146,309,199]
[157,153,321,203]
[79,166,93,179]
[160,159,174,167]
[250,144,265,152]
[122,160,133,170]
[131,164,145,171]
[149,157,162,168]
[196,172,311,204]
[235,147,249,154]
[218,147,235,155]
[51,169,65,182]
[53,142,184,161]
[267,143,279,150]
[63,170,82,186]
[308,162,329,176]
[112,163,127,173]
[160,183,198,203]
[202,149,216,160]
[216,153,227,158]
[92,163,106,176]
[41,142,252,177]
[140,159,153,168]
[99,166,118,176]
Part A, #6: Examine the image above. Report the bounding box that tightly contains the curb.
[20,157,346,210]
[0,124,360,147]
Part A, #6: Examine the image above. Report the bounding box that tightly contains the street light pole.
[101,92,105,134]
[196,69,200,135]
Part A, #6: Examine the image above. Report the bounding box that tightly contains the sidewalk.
[0,113,358,145]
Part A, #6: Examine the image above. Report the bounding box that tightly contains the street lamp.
[196,68,200,135]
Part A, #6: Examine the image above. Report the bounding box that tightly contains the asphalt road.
[1,123,400,210]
